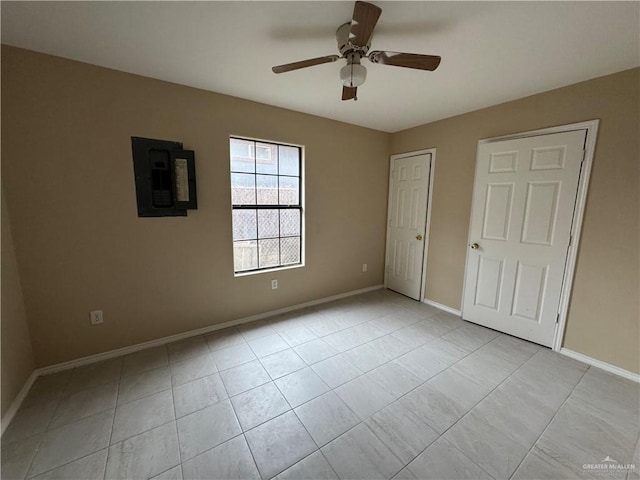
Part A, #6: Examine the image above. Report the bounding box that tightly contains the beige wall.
[1,188,36,417]
[2,45,638,378]
[392,68,640,374]
[1,46,390,367]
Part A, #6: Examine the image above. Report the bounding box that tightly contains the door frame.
[461,119,599,352]
[384,148,436,301]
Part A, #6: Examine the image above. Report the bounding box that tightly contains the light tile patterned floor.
[2,289,639,480]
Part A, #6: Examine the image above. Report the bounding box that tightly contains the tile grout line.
[107,419,177,456]
[118,384,173,409]
[213,305,421,384]
[238,304,482,479]
[274,300,425,343]
[24,359,182,478]
[36,380,122,432]
[167,364,183,480]
[11,294,470,480]
[436,346,546,433]
[287,313,456,379]
[21,370,75,479]
[0,301,375,454]
[384,335,540,473]
[421,349,545,479]
[202,297,442,379]
[5,429,44,478]
[363,325,499,410]
[21,371,116,480]
[507,365,591,480]
[253,348,329,479]
[358,331,507,479]
[23,304,441,423]
[153,463,181,480]
[317,448,342,480]
[102,370,124,478]
[24,447,111,480]
[216,305,475,443]
[192,295,600,480]
[170,420,183,480]
[115,359,170,402]
[94,351,182,476]
[240,299,419,479]
[210,357,265,480]
[427,346,584,479]
[41,370,75,432]
[101,361,123,479]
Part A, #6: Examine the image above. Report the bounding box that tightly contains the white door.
[462,130,586,346]
[386,153,431,300]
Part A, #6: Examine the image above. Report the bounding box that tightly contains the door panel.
[474,256,504,310]
[386,154,431,300]
[482,183,514,240]
[462,130,585,347]
[510,262,547,321]
[521,181,560,245]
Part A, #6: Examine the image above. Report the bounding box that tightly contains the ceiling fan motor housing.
[336,22,371,57]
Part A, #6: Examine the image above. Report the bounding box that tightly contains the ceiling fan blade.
[272,55,340,74]
[350,1,382,47]
[368,51,441,71]
[342,86,357,101]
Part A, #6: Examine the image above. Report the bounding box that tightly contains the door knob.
[470,243,479,250]
[416,234,423,241]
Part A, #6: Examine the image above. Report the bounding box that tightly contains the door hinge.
[556,313,560,324]
[568,234,573,246]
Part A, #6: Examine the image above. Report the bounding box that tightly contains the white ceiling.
[2,1,639,132]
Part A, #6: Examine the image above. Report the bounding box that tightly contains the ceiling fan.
[272,1,441,101]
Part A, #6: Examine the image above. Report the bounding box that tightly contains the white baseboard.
[37,284,383,376]
[422,298,462,317]
[560,348,640,383]
[1,370,38,436]
[2,284,382,433]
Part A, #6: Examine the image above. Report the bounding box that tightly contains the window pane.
[234,240,258,271]
[281,237,300,265]
[279,146,299,177]
[258,209,279,239]
[279,176,299,205]
[230,138,255,173]
[231,173,255,205]
[259,239,279,268]
[256,175,278,204]
[232,210,257,241]
[280,209,300,237]
[256,143,278,175]
[230,138,302,273]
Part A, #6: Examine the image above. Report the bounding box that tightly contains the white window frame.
[229,136,305,276]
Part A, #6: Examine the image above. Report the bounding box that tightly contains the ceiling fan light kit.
[272,1,441,101]
[340,57,367,88]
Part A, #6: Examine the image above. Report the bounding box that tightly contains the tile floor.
[2,289,639,480]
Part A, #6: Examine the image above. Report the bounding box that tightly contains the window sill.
[234,263,305,278]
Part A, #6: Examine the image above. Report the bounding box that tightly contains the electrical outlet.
[90,310,104,325]
[271,279,278,290]
[362,263,368,272]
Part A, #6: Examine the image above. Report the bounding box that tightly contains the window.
[230,137,303,273]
